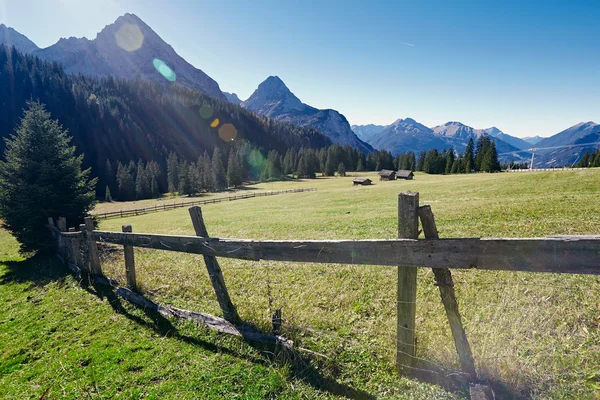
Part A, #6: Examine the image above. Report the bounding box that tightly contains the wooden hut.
[353,177,372,186]
[396,170,414,180]
[379,169,396,181]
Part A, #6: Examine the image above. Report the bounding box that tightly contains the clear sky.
[1,0,599,137]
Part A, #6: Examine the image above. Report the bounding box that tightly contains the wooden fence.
[94,188,317,219]
[48,192,600,397]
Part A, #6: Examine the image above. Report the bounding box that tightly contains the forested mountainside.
[0,46,331,194]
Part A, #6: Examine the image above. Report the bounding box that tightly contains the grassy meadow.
[2,169,600,399]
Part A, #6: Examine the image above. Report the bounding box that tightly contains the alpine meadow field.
[1,169,600,399]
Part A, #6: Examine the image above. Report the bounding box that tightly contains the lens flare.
[210,118,220,128]
[199,103,213,119]
[152,58,176,82]
[218,123,237,141]
[115,23,144,52]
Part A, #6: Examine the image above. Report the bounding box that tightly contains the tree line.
[573,150,600,168]
[393,136,502,175]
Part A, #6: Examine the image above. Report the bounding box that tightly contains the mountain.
[0,46,331,195]
[351,124,385,141]
[536,122,599,148]
[532,122,600,167]
[522,136,545,145]
[483,127,532,150]
[242,76,373,153]
[0,24,40,54]
[15,14,225,100]
[368,118,448,154]
[431,121,520,155]
[223,92,242,105]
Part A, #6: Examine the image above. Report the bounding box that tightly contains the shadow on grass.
[82,278,377,400]
[0,255,527,400]
[0,253,70,288]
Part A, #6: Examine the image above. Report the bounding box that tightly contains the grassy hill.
[2,169,599,399]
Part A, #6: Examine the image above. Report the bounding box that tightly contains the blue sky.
[1,0,599,137]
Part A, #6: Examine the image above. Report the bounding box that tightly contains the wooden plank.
[396,192,419,371]
[122,225,137,291]
[57,217,67,232]
[91,231,600,274]
[85,217,102,275]
[188,206,239,323]
[418,205,477,380]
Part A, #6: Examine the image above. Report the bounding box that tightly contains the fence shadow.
[83,279,376,400]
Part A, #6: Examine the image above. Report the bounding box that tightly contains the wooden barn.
[396,170,414,180]
[379,169,396,181]
[353,177,372,186]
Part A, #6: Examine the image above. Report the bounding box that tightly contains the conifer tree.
[337,162,346,177]
[167,152,179,193]
[356,157,364,171]
[116,162,135,200]
[0,101,96,252]
[227,150,243,187]
[212,147,227,191]
[445,148,455,174]
[324,151,336,176]
[105,185,113,202]
[464,138,475,173]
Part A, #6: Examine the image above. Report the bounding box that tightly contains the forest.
[0,45,331,196]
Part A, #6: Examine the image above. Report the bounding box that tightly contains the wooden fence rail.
[94,188,317,219]
[48,191,600,399]
[91,231,600,274]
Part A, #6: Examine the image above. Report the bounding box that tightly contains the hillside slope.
[0,46,331,193]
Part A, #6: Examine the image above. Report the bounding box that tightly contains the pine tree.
[0,101,96,253]
[227,150,243,187]
[167,152,179,193]
[416,151,427,171]
[105,185,113,202]
[464,138,475,173]
[356,157,364,171]
[337,162,346,177]
[324,151,336,176]
[117,162,135,200]
[135,160,149,199]
[445,148,455,174]
[212,147,227,191]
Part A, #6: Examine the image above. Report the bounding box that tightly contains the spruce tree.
[212,147,227,191]
[105,185,113,202]
[356,158,364,171]
[324,151,336,176]
[464,138,475,173]
[0,101,96,253]
[227,150,243,187]
[337,162,346,177]
[445,148,455,174]
[117,162,135,200]
[167,152,179,193]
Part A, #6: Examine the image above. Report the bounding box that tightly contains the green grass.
[2,169,600,399]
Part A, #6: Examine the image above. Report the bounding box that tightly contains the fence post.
[122,224,137,291]
[397,191,419,373]
[188,206,239,323]
[78,224,88,272]
[418,205,477,380]
[84,217,102,276]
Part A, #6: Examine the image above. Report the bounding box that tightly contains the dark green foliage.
[0,101,96,253]
[356,157,365,171]
[212,148,227,191]
[0,45,331,197]
[464,138,475,173]
[445,148,455,174]
[480,142,501,172]
[227,150,244,187]
[337,162,346,177]
[416,151,426,171]
[324,151,336,176]
[295,148,318,179]
[116,162,135,200]
[104,185,112,202]
[167,152,179,194]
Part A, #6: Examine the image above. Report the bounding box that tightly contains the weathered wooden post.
[418,205,477,380]
[397,191,419,372]
[78,224,88,272]
[188,206,239,323]
[57,217,67,232]
[84,217,102,276]
[122,225,137,291]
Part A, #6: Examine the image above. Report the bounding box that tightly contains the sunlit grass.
[96,169,600,398]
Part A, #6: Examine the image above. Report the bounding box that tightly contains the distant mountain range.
[354,117,599,167]
[240,76,373,153]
